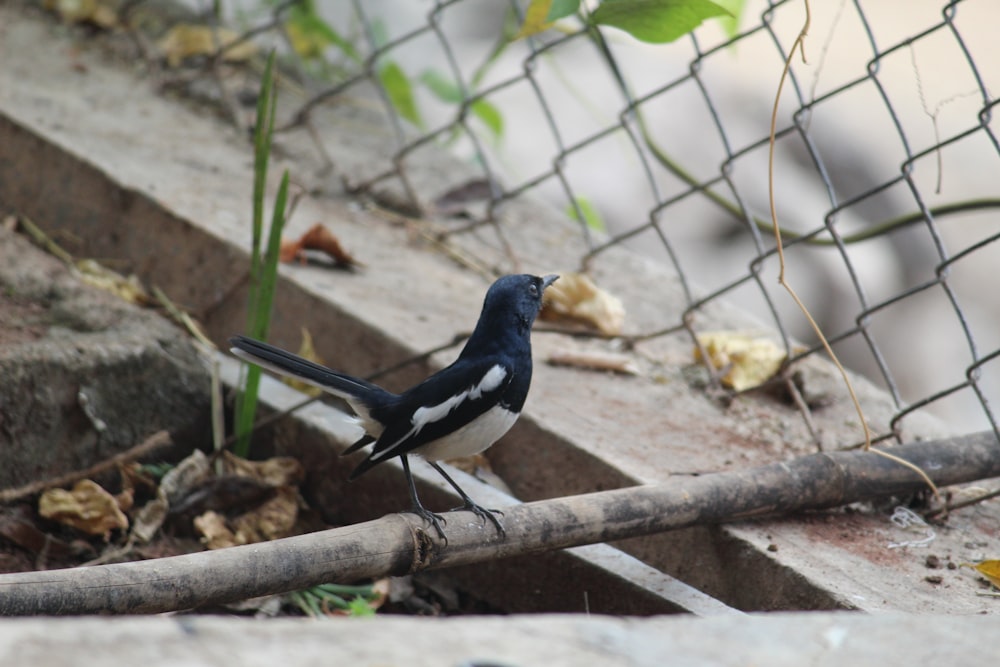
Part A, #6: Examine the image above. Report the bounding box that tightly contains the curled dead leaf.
[169,475,277,517]
[157,25,257,68]
[130,488,169,544]
[194,487,300,549]
[220,451,304,488]
[38,479,129,537]
[194,510,244,550]
[694,332,787,392]
[160,449,212,504]
[44,0,119,28]
[229,486,300,543]
[540,272,625,335]
[281,223,362,269]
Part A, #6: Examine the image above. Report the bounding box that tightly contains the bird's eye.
[529,284,538,296]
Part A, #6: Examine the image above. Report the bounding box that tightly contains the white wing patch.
[370,363,508,461]
[411,363,507,430]
[471,363,508,397]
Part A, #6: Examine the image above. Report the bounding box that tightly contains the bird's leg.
[428,462,505,538]
[401,455,447,539]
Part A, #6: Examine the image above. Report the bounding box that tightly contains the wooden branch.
[1,431,997,615]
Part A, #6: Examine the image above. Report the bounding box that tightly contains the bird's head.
[480,273,559,335]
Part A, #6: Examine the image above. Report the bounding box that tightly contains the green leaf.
[347,597,376,617]
[471,99,503,139]
[713,0,746,39]
[420,69,463,104]
[547,0,582,21]
[370,18,389,48]
[590,0,731,44]
[420,70,504,139]
[285,9,360,63]
[568,196,606,232]
[379,61,422,128]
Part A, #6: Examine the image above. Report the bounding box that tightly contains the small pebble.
[925,554,941,569]
[767,543,778,552]
[925,575,943,585]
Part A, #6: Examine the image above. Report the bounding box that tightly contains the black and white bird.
[229,273,558,538]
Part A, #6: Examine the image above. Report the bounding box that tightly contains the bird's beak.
[541,274,559,290]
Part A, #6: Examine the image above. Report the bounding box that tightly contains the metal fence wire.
[231,0,1000,443]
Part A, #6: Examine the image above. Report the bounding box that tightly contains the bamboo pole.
[1,431,997,615]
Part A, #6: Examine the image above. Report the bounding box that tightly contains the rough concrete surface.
[0,2,997,617]
[1,613,997,667]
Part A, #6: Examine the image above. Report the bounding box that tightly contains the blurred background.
[135,0,1000,436]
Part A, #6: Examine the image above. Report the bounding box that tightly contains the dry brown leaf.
[284,328,324,397]
[191,453,305,548]
[44,0,119,28]
[971,560,1000,589]
[220,451,304,488]
[194,510,244,550]
[279,236,306,263]
[229,486,300,543]
[130,488,169,544]
[160,449,212,504]
[281,223,362,268]
[302,224,361,267]
[114,486,135,514]
[694,332,787,392]
[547,350,639,375]
[540,272,625,335]
[156,25,257,68]
[39,479,129,537]
[0,505,81,559]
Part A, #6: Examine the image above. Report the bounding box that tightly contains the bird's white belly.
[417,405,518,462]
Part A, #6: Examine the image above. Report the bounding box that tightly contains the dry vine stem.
[0,431,995,615]
[766,0,938,496]
[0,430,172,504]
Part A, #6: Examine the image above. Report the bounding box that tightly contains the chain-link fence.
[144,0,1000,443]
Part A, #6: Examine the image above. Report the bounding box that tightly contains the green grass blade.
[234,50,286,458]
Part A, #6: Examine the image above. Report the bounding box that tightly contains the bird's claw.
[409,506,448,540]
[451,501,506,537]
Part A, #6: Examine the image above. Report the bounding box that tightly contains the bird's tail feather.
[229,335,391,405]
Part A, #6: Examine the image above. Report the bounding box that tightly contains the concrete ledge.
[1,613,996,666]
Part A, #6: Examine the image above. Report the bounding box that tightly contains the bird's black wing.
[350,355,515,477]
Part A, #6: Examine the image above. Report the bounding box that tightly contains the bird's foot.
[409,504,447,540]
[451,501,505,538]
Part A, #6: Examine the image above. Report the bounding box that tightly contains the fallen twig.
[0,431,172,504]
